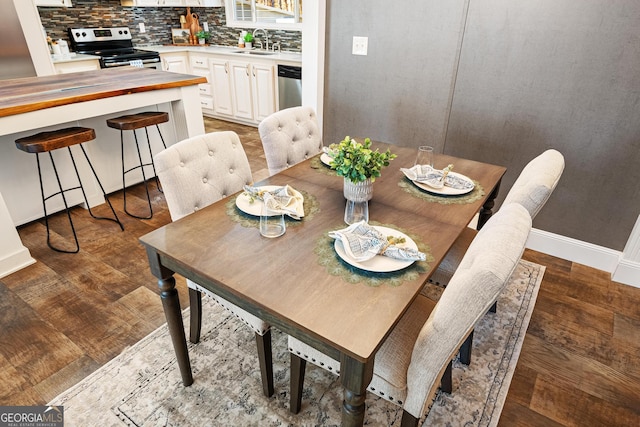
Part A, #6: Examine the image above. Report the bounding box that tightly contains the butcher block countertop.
[0,67,207,118]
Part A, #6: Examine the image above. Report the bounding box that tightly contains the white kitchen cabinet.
[229,61,254,121]
[251,62,276,122]
[35,0,72,6]
[160,53,188,73]
[210,58,234,117]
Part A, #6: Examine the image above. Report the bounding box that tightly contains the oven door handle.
[103,58,160,67]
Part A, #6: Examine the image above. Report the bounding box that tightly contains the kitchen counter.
[0,67,206,121]
[0,67,207,278]
[139,44,302,64]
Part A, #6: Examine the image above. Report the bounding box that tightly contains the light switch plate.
[139,22,146,33]
[352,36,368,55]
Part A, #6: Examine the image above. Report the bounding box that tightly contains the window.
[226,0,302,30]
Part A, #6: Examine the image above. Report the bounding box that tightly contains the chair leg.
[152,124,167,192]
[290,352,306,413]
[256,331,274,397]
[460,330,474,365]
[188,288,202,343]
[122,129,153,219]
[489,301,497,313]
[74,145,124,231]
[400,410,419,427]
[441,360,453,394]
[39,152,80,253]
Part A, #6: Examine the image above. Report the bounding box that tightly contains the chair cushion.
[258,106,323,175]
[188,280,269,336]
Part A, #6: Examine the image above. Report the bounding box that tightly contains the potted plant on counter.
[326,136,397,224]
[195,30,210,45]
[243,32,254,49]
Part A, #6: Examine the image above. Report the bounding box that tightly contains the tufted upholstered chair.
[154,131,274,397]
[288,203,532,425]
[258,106,323,175]
[427,149,564,288]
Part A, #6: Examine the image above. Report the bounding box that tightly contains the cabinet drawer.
[190,56,209,69]
[199,83,212,96]
[200,96,214,111]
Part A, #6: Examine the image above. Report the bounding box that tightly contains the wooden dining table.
[139,143,506,426]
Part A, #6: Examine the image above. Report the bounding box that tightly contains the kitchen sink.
[231,50,276,56]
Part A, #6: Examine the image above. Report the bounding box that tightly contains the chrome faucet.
[252,28,269,51]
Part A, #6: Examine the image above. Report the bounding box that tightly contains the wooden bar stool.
[106,111,169,219]
[15,127,124,254]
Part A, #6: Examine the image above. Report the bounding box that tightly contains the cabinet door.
[185,0,223,5]
[160,0,184,5]
[229,61,253,121]
[251,62,276,122]
[210,59,234,117]
[161,55,188,73]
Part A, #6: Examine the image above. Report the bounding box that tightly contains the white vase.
[343,178,373,202]
[343,178,372,224]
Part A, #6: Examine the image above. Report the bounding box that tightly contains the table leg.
[340,354,374,427]
[144,246,193,386]
[158,276,193,386]
[477,179,501,230]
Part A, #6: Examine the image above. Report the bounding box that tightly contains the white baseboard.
[526,228,640,288]
[0,247,36,280]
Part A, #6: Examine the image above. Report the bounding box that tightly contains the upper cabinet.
[185,0,223,6]
[225,0,302,30]
[35,0,72,6]
[120,0,223,6]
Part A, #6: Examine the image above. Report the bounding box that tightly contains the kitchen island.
[0,67,207,278]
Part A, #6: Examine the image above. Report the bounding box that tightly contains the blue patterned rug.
[50,260,544,427]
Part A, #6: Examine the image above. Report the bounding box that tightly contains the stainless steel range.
[68,27,161,69]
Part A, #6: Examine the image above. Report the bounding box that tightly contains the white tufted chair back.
[154,131,253,221]
[502,149,565,219]
[258,106,323,175]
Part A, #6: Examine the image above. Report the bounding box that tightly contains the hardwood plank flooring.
[1,118,638,426]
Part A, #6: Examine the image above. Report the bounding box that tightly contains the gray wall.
[323,0,640,251]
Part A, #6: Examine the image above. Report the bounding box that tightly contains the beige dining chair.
[423,148,563,366]
[428,149,564,288]
[154,131,274,397]
[258,106,323,175]
[288,203,532,425]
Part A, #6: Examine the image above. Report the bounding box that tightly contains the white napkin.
[329,221,426,262]
[243,184,305,220]
[400,165,474,190]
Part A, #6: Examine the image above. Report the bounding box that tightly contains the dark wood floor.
[1,118,638,426]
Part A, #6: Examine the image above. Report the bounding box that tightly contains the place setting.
[316,220,434,287]
[226,183,320,232]
[398,145,486,204]
[309,147,339,175]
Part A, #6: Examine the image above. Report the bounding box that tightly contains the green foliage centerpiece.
[327,136,397,224]
[328,136,397,184]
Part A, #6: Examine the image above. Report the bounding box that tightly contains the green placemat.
[315,221,434,287]
[398,177,485,204]
[226,189,320,228]
[309,155,337,176]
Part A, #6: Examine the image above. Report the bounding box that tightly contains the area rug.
[49,260,544,427]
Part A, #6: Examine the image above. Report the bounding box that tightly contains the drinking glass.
[414,146,434,167]
[344,199,369,225]
[260,203,286,238]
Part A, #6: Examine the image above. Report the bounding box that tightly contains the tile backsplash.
[38,0,301,52]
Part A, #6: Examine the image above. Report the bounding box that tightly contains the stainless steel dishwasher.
[277,64,302,110]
